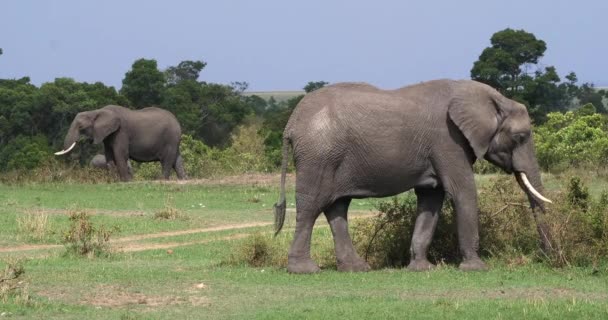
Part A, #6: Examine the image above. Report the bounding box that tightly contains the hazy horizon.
[1,0,607,91]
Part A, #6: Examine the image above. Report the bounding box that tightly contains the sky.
[1,0,607,91]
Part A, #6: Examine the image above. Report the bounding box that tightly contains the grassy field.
[1,173,607,319]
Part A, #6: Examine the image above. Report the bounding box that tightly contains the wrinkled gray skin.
[274,79,552,274]
[59,105,186,181]
[90,154,133,176]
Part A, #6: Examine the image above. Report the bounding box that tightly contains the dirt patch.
[0,222,272,254]
[1,213,375,254]
[0,243,61,253]
[117,233,249,252]
[114,222,272,243]
[41,284,211,308]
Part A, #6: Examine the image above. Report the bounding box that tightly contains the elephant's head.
[55,109,120,155]
[448,81,554,254]
[448,81,551,209]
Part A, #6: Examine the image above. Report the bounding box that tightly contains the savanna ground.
[1,172,608,319]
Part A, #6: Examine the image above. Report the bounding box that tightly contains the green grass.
[0,173,607,319]
[0,182,376,247]
[2,237,607,319]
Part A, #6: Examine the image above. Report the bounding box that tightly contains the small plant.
[16,211,50,241]
[225,230,335,269]
[154,196,186,220]
[247,196,261,203]
[0,258,30,305]
[567,176,590,210]
[226,232,289,268]
[62,211,114,257]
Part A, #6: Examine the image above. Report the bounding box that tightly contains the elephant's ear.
[448,88,504,159]
[93,110,120,144]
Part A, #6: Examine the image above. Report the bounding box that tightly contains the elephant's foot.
[407,259,436,271]
[337,256,371,272]
[287,257,321,274]
[459,258,488,271]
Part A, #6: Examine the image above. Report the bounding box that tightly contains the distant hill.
[243,91,304,103]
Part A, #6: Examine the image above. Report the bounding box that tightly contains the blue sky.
[1,0,606,91]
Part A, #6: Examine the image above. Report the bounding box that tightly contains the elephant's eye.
[512,132,529,144]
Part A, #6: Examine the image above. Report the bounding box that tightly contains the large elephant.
[56,105,186,181]
[274,79,552,274]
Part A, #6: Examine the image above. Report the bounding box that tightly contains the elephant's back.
[131,107,181,134]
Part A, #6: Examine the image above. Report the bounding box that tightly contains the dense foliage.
[0,28,606,176]
[535,106,608,171]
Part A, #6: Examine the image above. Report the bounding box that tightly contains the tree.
[120,59,165,108]
[471,29,581,123]
[471,28,546,96]
[197,83,254,146]
[165,60,206,85]
[304,81,328,93]
[577,83,607,113]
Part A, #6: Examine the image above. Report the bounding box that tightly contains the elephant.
[90,154,133,176]
[55,105,186,181]
[274,79,553,274]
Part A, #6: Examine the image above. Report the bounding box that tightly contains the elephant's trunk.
[512,139,555,255]
[55,122,79,156]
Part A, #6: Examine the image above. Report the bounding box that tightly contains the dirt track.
[0,221,273,254]
[0,213,375,255]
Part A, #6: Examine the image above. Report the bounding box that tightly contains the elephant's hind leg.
[407,187,444,271]
[287,193,322,274]
[173,154,187,180]
[324,198,370,272]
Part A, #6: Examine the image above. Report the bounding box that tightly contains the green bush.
[0,135,52,171]
[535,111,608,171]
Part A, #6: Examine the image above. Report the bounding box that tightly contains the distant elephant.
[90,154,133,176]
[274,79,553,274]
[56,105,186,181]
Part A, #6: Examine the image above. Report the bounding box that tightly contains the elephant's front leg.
[407,187,444,271]
[287,193,322,274]
[111,145,132,181]
[324,198,370,272]
[449,177,487,271]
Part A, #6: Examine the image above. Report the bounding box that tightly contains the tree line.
[0,28,606,173]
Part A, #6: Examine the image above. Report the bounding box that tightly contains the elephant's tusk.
[519,172,552,203]
[54,142,77,155]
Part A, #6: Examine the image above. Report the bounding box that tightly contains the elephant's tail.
[273,135,290,236]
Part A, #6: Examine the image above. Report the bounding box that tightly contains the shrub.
[226,232,289,268]
[535,111,608,171]
[352,175,608,269]
[154,196,186,220]
[0,161,115,185]
[225,229,336,269]
[16,211,50,241]
[351,194,459,269]
[62,211,114,257]
[0,135,52,171]
[0,258,30,305]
